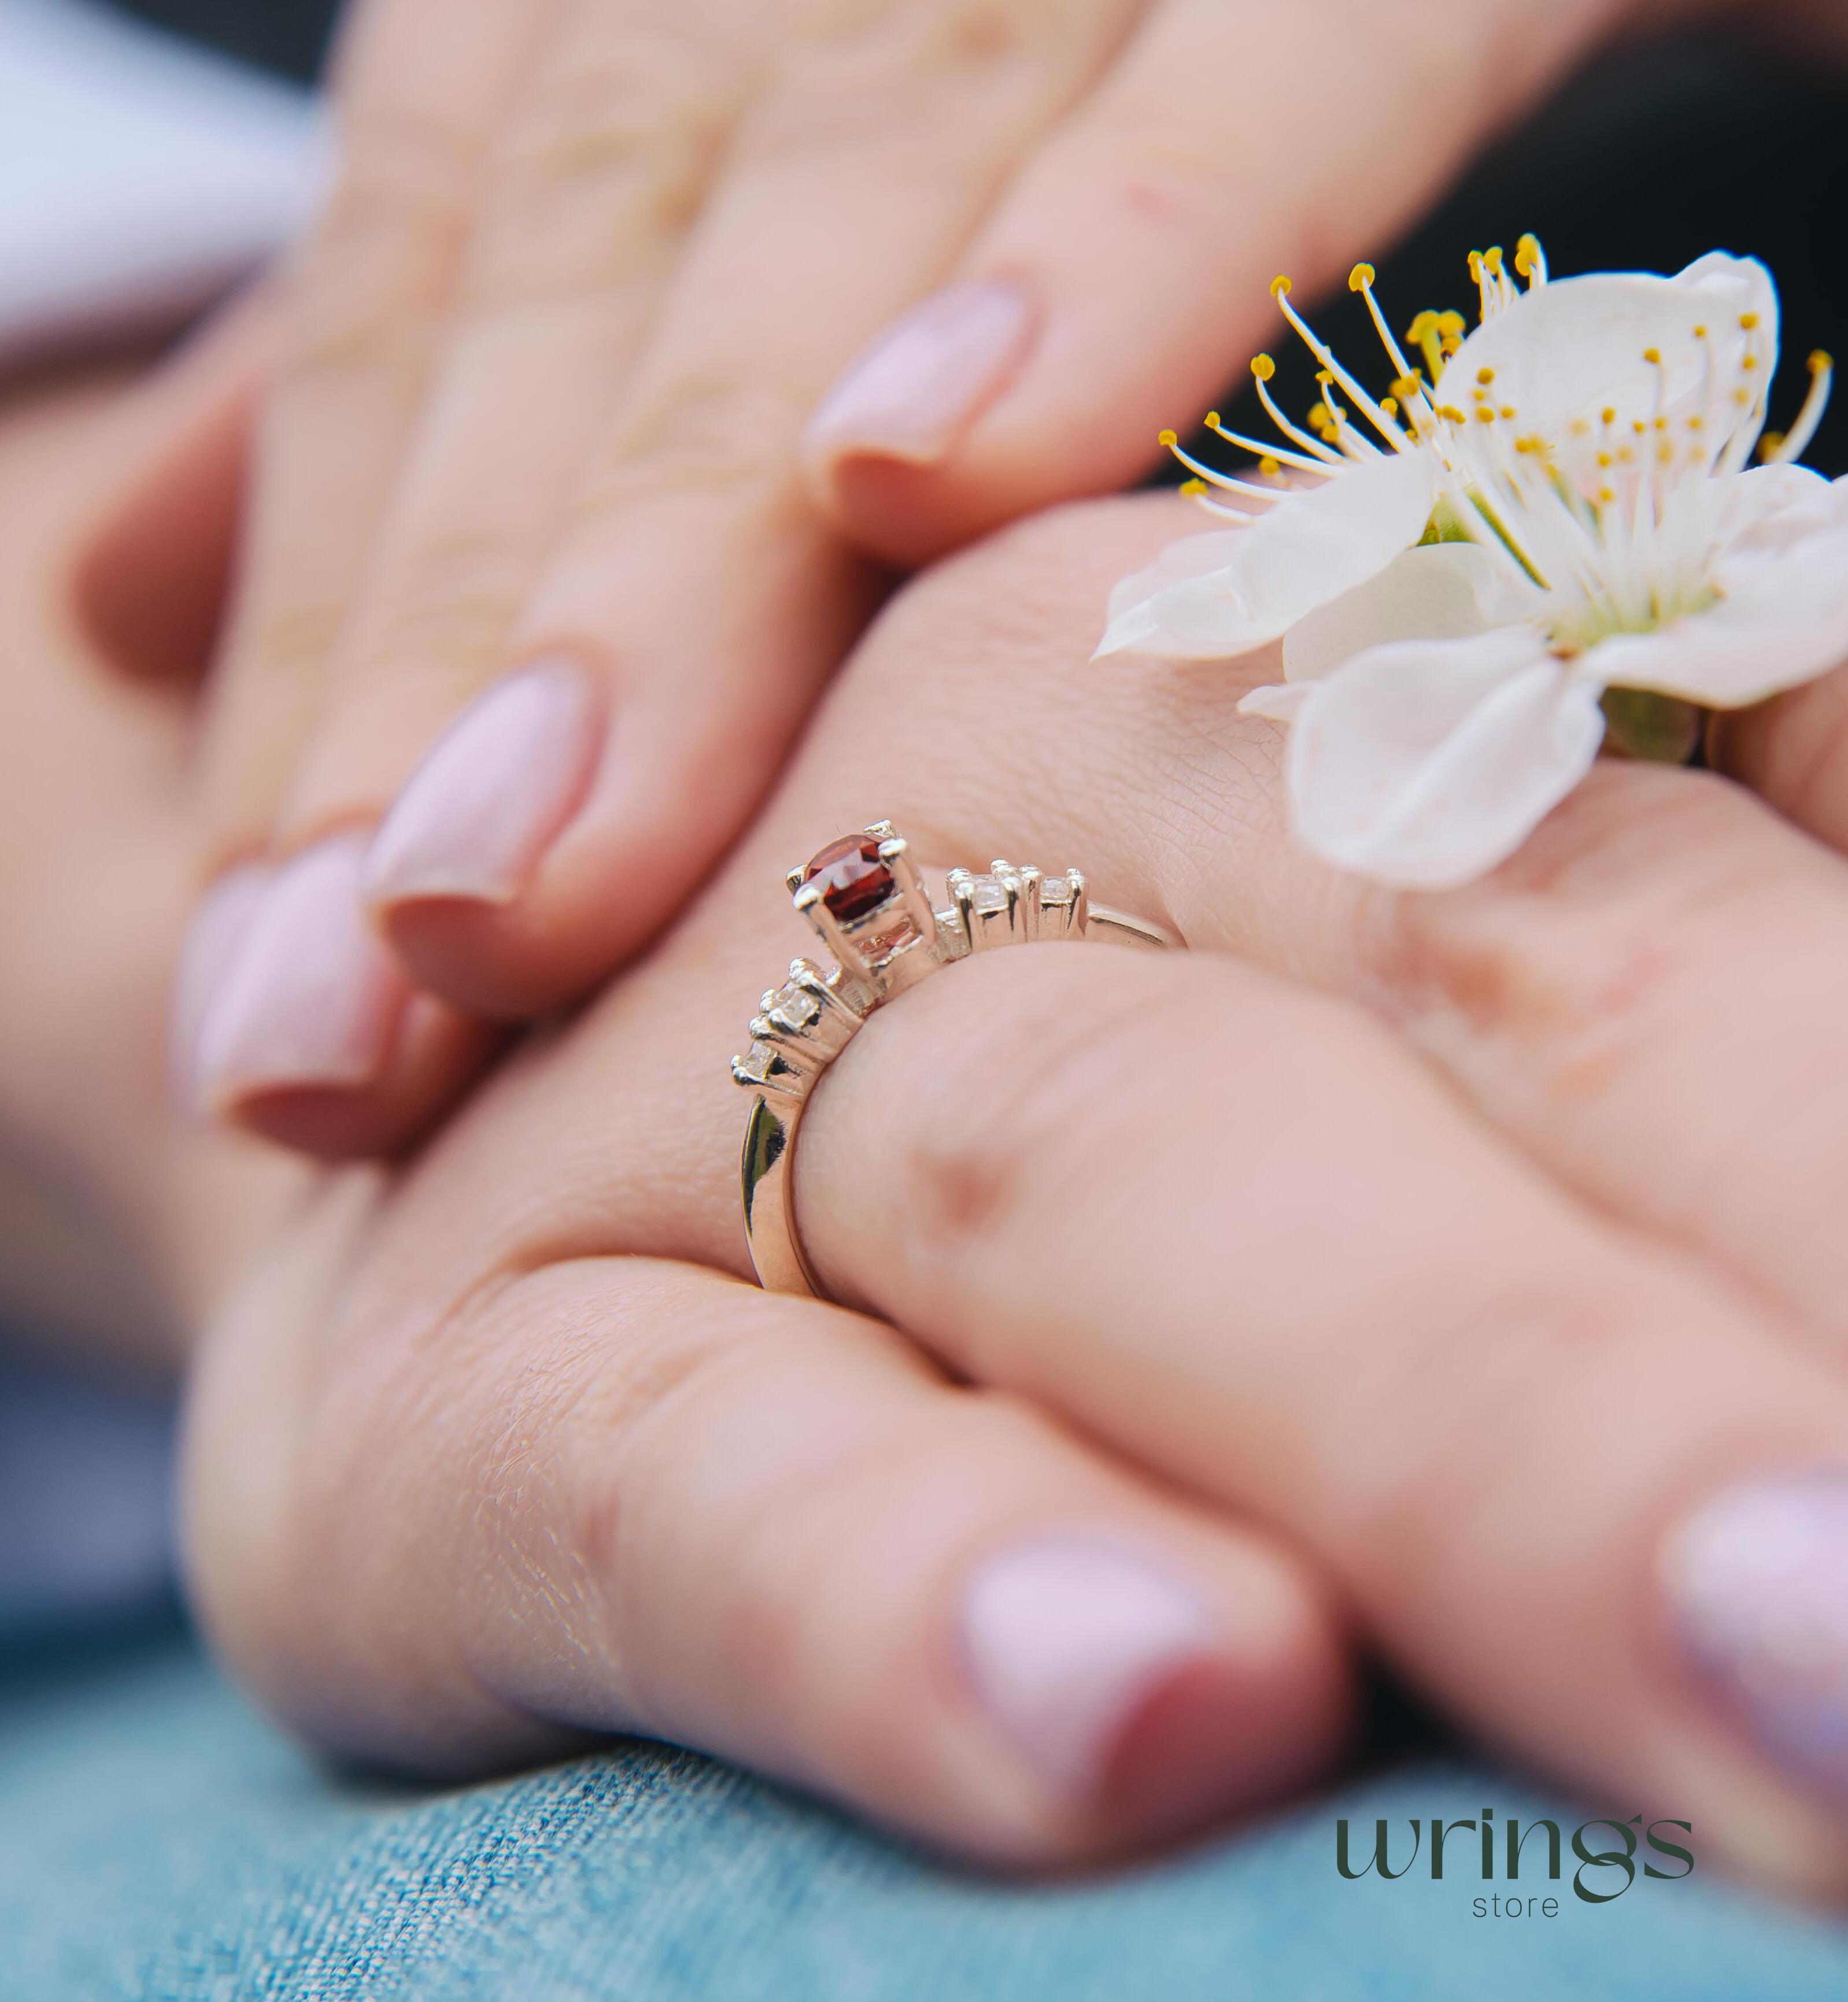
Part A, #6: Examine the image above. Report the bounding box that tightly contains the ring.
[732,821,1173,1296]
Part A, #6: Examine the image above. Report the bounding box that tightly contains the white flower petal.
[1237,680,1314,720]
[1286,627,1607,889]
[1592,521,1848,708]
[1673,250,1779,359]
[1094,448,1436,660]
[1281,541,1536,681]
[1437,260,1771,441]
[1718,464,1845,556]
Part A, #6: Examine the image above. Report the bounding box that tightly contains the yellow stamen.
[1271,286,1410,449]
[1768,350,1834,465]
[1205,410,1337,477]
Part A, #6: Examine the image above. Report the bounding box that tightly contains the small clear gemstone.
[1040,876,1071,905]
[768,983,821,1031]
[972,878,1008,912]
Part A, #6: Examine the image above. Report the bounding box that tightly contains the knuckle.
[574,371,812,513]
[1054,115,1244,238]
[287,103,481,368]
[1320,1256,1647,1598]
[893,955,1201,1268]
[735,0,1075,166]
[464,32,740,308]
[1366,767,1777,1104]
[334,532,535,685]
[522,1267,749,1614]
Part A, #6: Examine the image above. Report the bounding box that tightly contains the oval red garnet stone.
[803,835,895,924]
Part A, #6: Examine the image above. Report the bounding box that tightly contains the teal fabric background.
[5,1623,1847,2001]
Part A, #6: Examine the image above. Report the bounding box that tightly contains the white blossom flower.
[1097,239,1846,889]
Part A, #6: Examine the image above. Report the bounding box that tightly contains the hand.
[0,325,308,1362]
[186,490,1848,1890]
[174,0,1709,1159]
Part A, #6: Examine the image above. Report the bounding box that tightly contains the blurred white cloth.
[0,0,327,367]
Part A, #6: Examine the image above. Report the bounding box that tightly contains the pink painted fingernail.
[803,281,1037,472]
[1662,1472,1848,1804]
[363,657,603,910]
[171,861,274,1109]
[960,1538,1215,1797]
[191,832,406,1114]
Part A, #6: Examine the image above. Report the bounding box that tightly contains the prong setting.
[735,822,1171,1294]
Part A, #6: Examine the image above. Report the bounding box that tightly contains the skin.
[181,484,1848,1890]
[24,343,1848,1882]
[177,0,1760,1154]
[0,338,305,1365]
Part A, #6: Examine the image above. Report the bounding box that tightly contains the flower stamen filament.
[1769,350,1834,464]
[1270,275,1413,452]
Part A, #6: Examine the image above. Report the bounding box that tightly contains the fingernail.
[960,1538,1215,1797]
[171,862,273,1109]
[1662,1472,1848,1801]
[364,658,603,910]
[803,280,1037,472]
[191,832,406,1113]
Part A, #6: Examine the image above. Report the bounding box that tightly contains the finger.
[285,0,1144,1026]
[802,0,1624,565]
[0,342,323,1359]
[345,488,1848,1352]
[795,942,1848,1892]
[178,0,555,1145]
[70,291,273,689]
[198,0,556,849]
[1709,657,1848,853]
[180,0,755,1147]
[176,0,773,1149]
[176,0,1137,1153]
[256,0,774,840]
[761,493,1848,1356]
[186,1231,1349,1864]
[179,833,496,1160]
